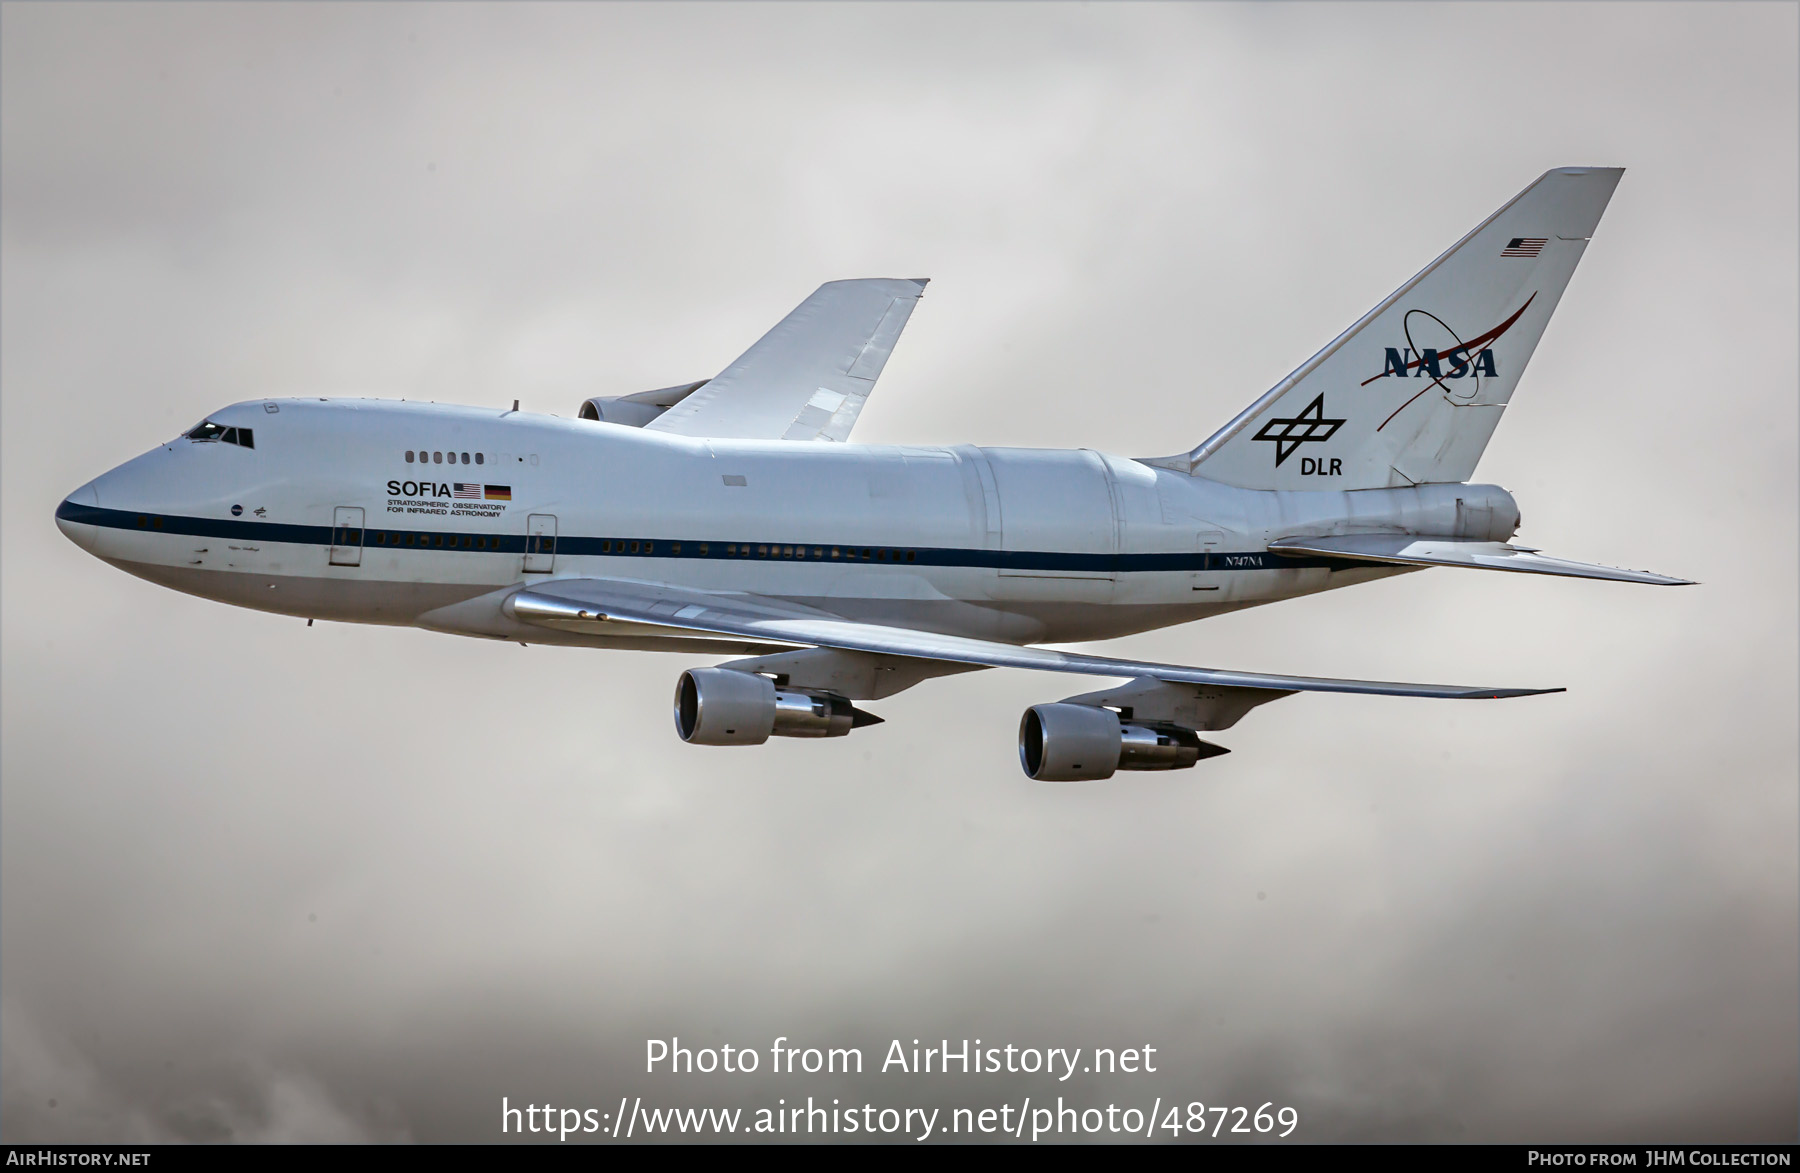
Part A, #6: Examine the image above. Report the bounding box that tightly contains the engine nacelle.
[673,668,868,746]
[578,397,665,427]
[578,381,708,428]
[1018,703,1227,781]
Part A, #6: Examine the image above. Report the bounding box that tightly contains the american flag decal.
[452,482,483,500]
[1501,237,1547,258]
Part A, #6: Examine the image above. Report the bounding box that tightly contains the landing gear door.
[330,506,364,567]
[525,514,557,574]
[1192,529,1223,592]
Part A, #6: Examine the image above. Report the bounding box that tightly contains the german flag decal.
[484,485,512,502]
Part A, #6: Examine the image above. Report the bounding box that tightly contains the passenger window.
[475,453,484,465]
[461,453,470,464]
[406,451,415,463]
[433,451,443,464]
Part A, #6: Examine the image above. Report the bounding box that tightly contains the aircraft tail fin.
[1169,167,1623,490]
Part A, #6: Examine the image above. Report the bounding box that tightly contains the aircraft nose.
[55,480,102,552]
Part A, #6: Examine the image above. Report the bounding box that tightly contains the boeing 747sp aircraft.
[57,167,1688,779]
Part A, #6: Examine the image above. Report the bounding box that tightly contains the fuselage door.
[1192,528,1223,591]
[525,513,557,573]
[330,506,364,567]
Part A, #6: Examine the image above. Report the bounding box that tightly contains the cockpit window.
[184,422,255,448]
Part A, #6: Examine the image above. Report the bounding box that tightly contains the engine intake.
[579,381,708,428]
[673,667,878,745]
[1019,703,1227,781]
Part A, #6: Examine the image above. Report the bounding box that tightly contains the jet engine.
[673,667,881,746]
[1018,702,1228,781]
[578,381,708,428]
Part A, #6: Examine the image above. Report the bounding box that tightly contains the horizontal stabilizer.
[1268,534,1694,586]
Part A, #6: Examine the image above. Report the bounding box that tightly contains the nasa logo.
[230,504,243,516]
[1378,347,1498,380]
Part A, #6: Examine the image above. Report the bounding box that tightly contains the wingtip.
[1478,686,1567,699]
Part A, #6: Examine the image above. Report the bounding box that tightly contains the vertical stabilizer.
[1176,168,1622,489]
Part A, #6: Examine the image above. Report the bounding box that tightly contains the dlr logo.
[1300,457,1341,476]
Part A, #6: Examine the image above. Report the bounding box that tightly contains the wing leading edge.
[644,277,928,442]
[505,578,1562,700]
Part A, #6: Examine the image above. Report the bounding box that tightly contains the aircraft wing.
[1268,534,1695,586]
[506,578,1561,700]
[644,278,928,442]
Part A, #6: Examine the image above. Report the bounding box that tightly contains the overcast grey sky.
[3,1,1794,1143]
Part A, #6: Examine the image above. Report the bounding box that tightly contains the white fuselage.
[56,398,1521,650]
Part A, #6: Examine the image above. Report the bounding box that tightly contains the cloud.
[3,0,1794,1143]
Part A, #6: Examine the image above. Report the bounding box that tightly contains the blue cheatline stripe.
[55,500,1356,573]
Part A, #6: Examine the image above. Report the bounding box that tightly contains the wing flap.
[1269,534,1694,586]
[644,277,927,442]
[506,578,1561,700]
